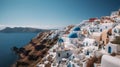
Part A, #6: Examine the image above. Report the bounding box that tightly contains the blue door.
[108,46,112,53]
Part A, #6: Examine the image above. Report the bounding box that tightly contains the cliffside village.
[13,9,120,67]
[36,9,120,67]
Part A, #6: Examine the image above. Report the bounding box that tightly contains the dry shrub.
[45,62,51,67]
[97,56,102,63]
[86,56,102,67]
[111,52,116,56]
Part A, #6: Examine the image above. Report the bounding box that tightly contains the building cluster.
[37,9,120,67]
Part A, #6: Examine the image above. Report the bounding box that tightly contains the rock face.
[0,27,49,33]
[12,25,73,67]
[12,31,59,67]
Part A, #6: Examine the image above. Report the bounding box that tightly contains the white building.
[91,32,102,42]
[68,32,79,47]
[56,49,72,63]
[111,9,120,17]
[83,38,98,46]
[105,42,120,54]
[115,16,120,23]
[82,38,98,56]
[99,23,113,32]
[112,24,120,36]
[71,26,86,41]
[88,25,100,34]
[56,38,73,63]
[101,55,120,67]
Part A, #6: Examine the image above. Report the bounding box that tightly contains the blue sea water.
[0,33,38,67]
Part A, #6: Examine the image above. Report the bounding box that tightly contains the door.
[108,46,112,53]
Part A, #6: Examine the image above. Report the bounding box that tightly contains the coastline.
[12,25,74,67]
[12,25,70,67]
[0,33,38,67]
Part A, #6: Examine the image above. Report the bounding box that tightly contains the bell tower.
[58,38,64,49]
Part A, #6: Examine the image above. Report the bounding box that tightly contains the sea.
[0,33,38,67]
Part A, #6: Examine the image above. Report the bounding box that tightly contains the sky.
[0,0,120,29]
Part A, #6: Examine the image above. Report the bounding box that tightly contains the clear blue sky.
[0,0,120,29]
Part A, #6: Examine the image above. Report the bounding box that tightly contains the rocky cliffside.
[11,25,74,67]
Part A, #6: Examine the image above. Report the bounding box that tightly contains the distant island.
[0,27,50,33]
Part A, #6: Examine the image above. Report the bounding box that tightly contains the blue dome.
[68,32,78,38]
[73,27,80,31]
[58,38,64,43]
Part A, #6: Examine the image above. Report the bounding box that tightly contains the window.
[58,53,60,57]
[114,29,117,33]
[90,29,93,32]
[105,26,107,29]
[95,42,97,46]
[59,61,61,64]
[86,42,88,46]
[100,29,102,32]
[103,41,104,44]
[83,42,85,45]
[119,30,120,33]
[86,50,89,55]
[67,53,69,56]
[72,64,75,67]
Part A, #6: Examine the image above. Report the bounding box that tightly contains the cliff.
[12,25,74,67]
